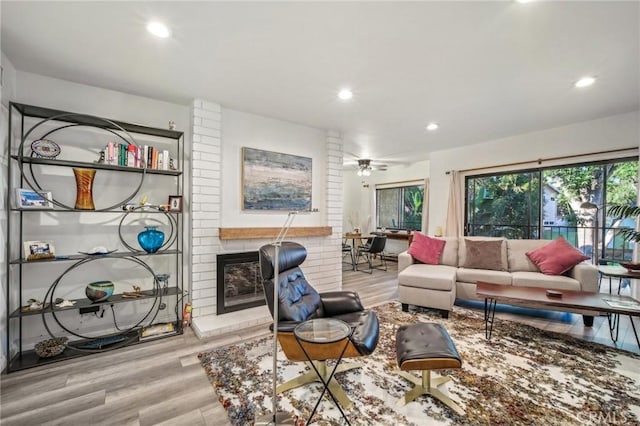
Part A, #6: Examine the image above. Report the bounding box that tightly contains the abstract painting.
[242,147,312,211]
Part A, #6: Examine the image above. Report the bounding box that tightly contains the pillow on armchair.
[526,236,590,275]
[407,232,446,265]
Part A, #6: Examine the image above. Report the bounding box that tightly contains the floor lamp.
[255,211,299,426]
[580,201,600,265]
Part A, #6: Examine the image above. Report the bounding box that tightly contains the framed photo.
[168,195,183,212]
[16,188,53,209]
[23,241,56,261]
[242,147,312,211]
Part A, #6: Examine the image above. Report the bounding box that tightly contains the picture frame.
[168,195,183,212]
[23,240,56,261]
[16,188,53,209]
[242,147,312,211]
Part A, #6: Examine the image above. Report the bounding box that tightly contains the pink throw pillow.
[408,232,446,265]
[526,236,590,275]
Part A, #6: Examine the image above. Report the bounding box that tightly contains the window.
[376,183,424,230]
[465,157,638,262]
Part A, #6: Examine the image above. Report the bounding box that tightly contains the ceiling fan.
[343,152,391,175]
[354,159,382,176]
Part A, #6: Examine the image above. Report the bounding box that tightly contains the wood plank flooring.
[1,261,637,425]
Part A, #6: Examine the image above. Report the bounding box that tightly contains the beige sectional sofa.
[398,236,599,323]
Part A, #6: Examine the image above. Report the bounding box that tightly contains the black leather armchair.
[259,241,380,407]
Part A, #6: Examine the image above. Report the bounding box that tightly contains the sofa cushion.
[398,264,456,291]
[440,237,459,267]
[458,237,507,271]
[462,239,506,271]
[456,268,512,285]
[507,239,552,272]
[511,271,582,291]
[408,232,446,265]
[526,236,590,275]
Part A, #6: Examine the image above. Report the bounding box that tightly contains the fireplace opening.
[217,251,265,314]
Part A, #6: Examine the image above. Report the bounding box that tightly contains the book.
[140,322,176,340]
[127,145,136,167]
[603,298,640,311]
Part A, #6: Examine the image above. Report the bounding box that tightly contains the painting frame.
[168,195,183,212]
[242,147,312,211]
[16,188,53,209]
[23,240,56,261]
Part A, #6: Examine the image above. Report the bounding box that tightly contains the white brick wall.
[189,99,344,337]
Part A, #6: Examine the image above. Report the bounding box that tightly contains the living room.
[1,1,639,425]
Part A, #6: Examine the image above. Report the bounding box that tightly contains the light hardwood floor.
[1,261,637,425]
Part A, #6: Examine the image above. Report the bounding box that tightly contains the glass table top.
[294,318,351,344]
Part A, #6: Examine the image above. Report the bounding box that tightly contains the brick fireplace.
[188,99,345,338]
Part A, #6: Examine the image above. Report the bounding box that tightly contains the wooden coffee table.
[476,281,640,348]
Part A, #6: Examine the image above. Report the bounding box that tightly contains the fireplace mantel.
[219,226,332,240]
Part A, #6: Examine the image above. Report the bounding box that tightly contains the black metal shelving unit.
[5,102,185,373]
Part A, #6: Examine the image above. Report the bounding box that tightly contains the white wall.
[14,72,189,132]
[221,108,327,227]
[428,111,640,236]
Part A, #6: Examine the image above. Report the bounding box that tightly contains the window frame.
[375,182,425,231]
[464,156,638,262]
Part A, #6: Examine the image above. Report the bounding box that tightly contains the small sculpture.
[156,274,170,294]
[168,121,176,130]
[56,300,77,308]
[95,149,106,164]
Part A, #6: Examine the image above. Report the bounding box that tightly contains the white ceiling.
[2,1,639,166]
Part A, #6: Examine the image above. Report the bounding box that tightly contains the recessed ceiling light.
[147,21,171,38]
[515,0,535,4]
[574,76,596,88]
[338,89,353,101]
[426,123,439,131]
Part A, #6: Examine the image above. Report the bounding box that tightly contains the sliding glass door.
[465,158,637,263]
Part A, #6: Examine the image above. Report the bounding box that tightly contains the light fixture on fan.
[357,159,372,176]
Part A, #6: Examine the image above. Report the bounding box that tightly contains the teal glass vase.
[138,226,165,253]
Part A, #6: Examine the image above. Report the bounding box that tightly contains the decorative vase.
[73,168,96,210]
[85,280,114,303]
[138,226,165,253]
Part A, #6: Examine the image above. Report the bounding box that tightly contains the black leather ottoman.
[396,322,464,415]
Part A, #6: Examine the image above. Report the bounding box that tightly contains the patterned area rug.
[198,303,640,425]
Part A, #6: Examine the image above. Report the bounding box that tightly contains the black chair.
[342,241,354,271]
[356,235,387,273]
[259,241,380,409]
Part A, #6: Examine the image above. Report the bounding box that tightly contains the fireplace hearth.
[217,251,265,314]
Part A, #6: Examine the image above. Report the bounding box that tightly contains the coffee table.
[476,282,640,348]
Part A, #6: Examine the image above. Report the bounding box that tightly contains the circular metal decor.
[18,113,146,211]
[40,255,166,353]
[118,206,177,253]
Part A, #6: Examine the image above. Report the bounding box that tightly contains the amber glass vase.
[73,168,96,210]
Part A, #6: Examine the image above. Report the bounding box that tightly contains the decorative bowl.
[620,262,640,272]
[34,337,68,358]
[86,280,115,302]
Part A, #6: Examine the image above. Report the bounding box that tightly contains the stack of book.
[105,142,170,170]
